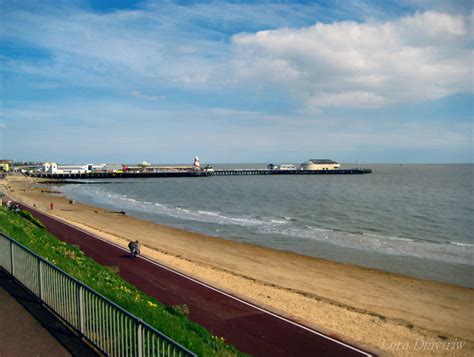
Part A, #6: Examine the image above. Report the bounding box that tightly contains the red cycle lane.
[13,201,373,357]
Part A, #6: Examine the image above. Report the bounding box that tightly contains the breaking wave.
[59,184,474,266]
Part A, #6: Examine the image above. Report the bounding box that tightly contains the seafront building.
[300,159,341,170]
[267,163,298,170]
[43,162,90,174]
[0,160,13,173]
[41,162,124,174]
[269,159,341,171]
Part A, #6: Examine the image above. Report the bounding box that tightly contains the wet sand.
[2,176,473,356]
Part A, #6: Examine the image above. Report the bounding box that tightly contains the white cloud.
[130,90,165,101]
[2,3,472,113]
[231,11,473,111]
[1,4,227,90]
[305,91,389,110]
[0,123,7,129]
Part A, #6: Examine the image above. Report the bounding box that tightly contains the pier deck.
[31,168,371,179]
[212,168,372,176]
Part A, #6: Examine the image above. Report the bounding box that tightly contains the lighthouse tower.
[193,156,201,171]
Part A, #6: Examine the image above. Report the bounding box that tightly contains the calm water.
[57,164,474,287]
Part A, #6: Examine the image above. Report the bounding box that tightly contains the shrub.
[18,210,46,229]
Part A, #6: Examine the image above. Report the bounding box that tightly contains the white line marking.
[20,201,372,356]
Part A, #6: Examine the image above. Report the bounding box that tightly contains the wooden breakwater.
[30,168,371,179]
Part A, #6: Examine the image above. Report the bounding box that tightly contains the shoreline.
[47,176,474,289]
[2,175,473,356]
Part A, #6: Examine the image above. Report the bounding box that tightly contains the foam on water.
[72,186,268,228]
[450,241,474,248]
[59,181,474,267]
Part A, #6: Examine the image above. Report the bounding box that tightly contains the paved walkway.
[0,269,97,357]
[0,286,70,357]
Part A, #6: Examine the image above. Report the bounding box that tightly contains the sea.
[56,164,474,288]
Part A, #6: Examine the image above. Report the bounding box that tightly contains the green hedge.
[18,210,46,229]
[0,207,245,356]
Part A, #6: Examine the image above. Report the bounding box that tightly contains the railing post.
[78,285,85,334]
[10,241,14,276]
[136,320,143,357]
[38,259,43,300]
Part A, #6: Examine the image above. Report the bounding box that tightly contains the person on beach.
[134,240,140,256]
[128,240,137,258]
[50,201,54,210]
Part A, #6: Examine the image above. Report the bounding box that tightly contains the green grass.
[0,207,246,356]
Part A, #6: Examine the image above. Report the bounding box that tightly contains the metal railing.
[0,232,196,357]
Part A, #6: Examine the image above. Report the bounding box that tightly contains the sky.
[0,0,472,164]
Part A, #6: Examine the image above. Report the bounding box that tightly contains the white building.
[300,159,340,171]
[42,162,90,174]
[268,163,297,170]
[278,164,297,170]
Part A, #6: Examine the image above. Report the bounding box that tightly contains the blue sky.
[0,0,472,164]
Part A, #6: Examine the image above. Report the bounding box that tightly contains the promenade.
[0,269,96,356]
[0,287,70,356]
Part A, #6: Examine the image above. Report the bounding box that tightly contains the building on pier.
[42,162,91,174]
[300,159,340,171]
[267,163,297,170]
[278,164,298,170]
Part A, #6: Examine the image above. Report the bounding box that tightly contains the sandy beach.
[2,175,473,356]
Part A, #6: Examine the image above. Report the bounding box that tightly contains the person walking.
[134,240,140,256]
[50,201,54,210]
[128,240,136,258]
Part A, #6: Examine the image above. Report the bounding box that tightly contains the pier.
[30,168,371,179]
[32,171,211,179]
[212,168,372,176]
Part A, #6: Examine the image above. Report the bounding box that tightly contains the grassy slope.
[0,207,245,356]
